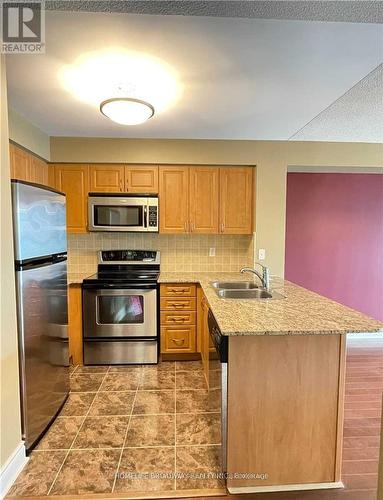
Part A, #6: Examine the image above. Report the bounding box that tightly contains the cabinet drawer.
[161,326,196,353]
[161,311,196,326]
[161,284,196,297]
[160,297,196,311]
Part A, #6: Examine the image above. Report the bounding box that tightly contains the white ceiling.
[6,11,383,140]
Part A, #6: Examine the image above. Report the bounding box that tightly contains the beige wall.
[51,138,383,277]
[8,108,50,160]
[0,58,22,468]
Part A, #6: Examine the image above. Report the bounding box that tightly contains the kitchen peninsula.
[67,270,383,494]
[157,272,383,494]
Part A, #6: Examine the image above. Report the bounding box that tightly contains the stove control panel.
[99,250,159,263]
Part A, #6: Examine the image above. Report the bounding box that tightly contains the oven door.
[88,196,147,232]
[83,287,157,338]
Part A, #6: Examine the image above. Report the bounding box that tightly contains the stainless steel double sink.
[211,281,285,300]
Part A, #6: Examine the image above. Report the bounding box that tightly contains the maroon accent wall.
[285,173,383,322]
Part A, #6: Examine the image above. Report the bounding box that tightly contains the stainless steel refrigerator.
[11,180,70,451]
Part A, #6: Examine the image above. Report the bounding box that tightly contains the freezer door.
[12,181,66,262]
[16,259,69,450]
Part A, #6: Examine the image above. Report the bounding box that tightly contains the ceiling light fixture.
[59,50,181,126]
[100,97,155,125]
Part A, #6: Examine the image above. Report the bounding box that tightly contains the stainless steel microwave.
[88,194,159,232]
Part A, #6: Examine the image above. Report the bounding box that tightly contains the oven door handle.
[82,283,157,290]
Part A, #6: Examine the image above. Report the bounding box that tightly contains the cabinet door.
[219,167,253,234]
[89,164,124,192]
[29,156,48,185]
[161,326,196,353]
[159,166,189,233]
[125,165,158,193]
[9,143,30,181]
[68,284,83,365]
[190,167,219,234]
[47,166,56,188]
[201,296,210,387]
[54,164,89,233]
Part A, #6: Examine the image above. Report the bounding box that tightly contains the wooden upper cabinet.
[159,166,189,233]
[47,166,56,189]
[29,156,48,186]
[89,164,124,192]
[189,167,219,234]
[9,143,30,181]
[219,167,253,234]
[125,165,158,193]
[54,164,89,233]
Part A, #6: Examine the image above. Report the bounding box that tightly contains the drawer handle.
[169,303,186,308]
[169,317,186,322]
[171,338,185,346]
[169,288,188,293]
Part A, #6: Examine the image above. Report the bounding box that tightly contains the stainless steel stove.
[82,250,160,365]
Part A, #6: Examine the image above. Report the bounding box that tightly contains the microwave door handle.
[144,205,148,228]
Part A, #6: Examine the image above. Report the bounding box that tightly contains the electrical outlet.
[209,247,216,257]
[258,248,266,261]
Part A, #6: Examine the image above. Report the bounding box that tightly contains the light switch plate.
[258,248,266,260]
[209,247,216,257]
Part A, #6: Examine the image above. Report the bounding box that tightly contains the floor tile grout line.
[46,366,111,496]
[111,366,142,493]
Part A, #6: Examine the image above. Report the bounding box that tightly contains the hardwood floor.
[185,337,383,500]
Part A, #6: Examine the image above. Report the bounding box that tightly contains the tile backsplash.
[67,233,254,274]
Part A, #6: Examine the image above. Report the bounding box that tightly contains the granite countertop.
[67,271,383,336]
[159,272,383,336]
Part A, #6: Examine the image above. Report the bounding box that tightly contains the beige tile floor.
[7,361,224,497]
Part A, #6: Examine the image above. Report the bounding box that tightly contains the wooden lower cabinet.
[161,325,196,353]
[160,283,197,357]
[200,292,210,386]
[160,297,196,311]
[226,334,346,493]
[68,284,83,365]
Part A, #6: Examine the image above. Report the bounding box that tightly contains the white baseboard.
[228,481,344,494]
[0,442,28,499]
[347,332,383,339]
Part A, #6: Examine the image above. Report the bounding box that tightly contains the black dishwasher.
[208,309,228,474]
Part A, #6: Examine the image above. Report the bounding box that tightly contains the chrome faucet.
[240,263,270,291]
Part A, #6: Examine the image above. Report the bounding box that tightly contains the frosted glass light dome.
[100,98,154,125]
